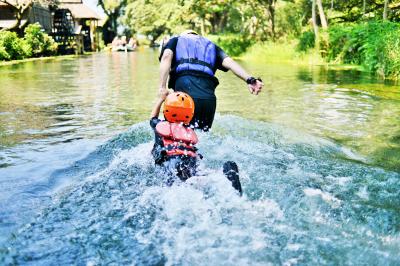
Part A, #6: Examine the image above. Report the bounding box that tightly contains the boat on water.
[111,36,137,52]
[112,44,136,52]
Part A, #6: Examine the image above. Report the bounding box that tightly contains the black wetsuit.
[159,36,229,131]
[150,117,197,181]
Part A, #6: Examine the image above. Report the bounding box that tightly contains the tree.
[98,0,126,42]
[254,0,277,40]
[312,0,319,50]
[123,0,186,44]
[316,0,328,29]
[0,0,54,32]
[328,0,400,23]
[363,0,366,17]
[383,0,389,20]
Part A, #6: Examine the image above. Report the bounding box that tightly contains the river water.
[0,50,399,264]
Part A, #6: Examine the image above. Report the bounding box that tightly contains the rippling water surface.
[0,50,399,264]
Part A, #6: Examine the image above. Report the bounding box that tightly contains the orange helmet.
[163,92,195,124]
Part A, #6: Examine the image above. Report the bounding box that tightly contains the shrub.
[276,1,303,39]
[0,45,9,60]
[296,31,315,52]
[327,21,400,79]
[24,23,57,57]
[0,30,31,60]
[208,34,254,57]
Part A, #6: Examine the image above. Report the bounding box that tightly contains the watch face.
[247,77,256,84]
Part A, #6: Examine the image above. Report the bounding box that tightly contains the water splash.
[1,117,399,265]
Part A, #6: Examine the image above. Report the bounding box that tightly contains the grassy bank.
[241,41,366,73]
[242,41,325,66]
[207,34,324,65]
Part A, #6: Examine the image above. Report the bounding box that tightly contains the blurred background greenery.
[100,0,400,79]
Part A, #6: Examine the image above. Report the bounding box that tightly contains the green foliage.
[0,30,31,61]
[327,0,400,23]
[297,31,315,52]
[24,23,57,57]
[275,1,305,39]
[123,0,283,43]
[119,0,400,79]
[123,0,185,43]
[244,41,324,64]
[327,22,400,79]
[0,24,58,61]
[208,34,254,57]
[0,45,9,60]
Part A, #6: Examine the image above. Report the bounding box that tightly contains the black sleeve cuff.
[150,117,161,129]
[246,77,262,85]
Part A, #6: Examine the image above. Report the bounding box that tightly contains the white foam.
[304,188,341,205]
[127,169,284,266]
[356,186,369,200]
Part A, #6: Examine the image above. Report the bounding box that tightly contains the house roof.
[59,3,100,20]
[58,0,83,3]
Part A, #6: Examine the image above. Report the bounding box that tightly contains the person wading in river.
[150,90,242,195]
[159,30,264,131]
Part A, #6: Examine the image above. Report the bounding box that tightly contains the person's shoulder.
[159,36,179,60]
[166,36,178,48]
[214,44,226,54]
[213,45,229,71]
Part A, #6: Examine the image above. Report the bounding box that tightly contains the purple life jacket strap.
[177,58,214,70]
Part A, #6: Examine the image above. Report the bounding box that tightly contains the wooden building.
[57,0,101,52]
[0,0,101,54]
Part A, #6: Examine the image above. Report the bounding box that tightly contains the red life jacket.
[155,121,198,157]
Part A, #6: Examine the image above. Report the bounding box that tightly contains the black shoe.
[223,161,242,196]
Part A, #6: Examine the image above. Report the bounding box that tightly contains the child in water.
[150,90,242,195]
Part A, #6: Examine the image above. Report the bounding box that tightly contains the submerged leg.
[162,157,197,185]
[176,157,197,181]
[223,161,242,196]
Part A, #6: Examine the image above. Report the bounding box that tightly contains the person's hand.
[247,79,264,95]
[158,87,170,100]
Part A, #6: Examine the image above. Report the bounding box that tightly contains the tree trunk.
[2,1,32,32]
[267,0,276,40]
[312,0,319,50]
[383,0,389,20]
[200,18,205,36]
[316,0,328,29]
[218,11,227,33]
[15,9,23,33]
[363,0,366,17]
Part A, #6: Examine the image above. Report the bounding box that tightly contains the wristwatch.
[246,77,262,85]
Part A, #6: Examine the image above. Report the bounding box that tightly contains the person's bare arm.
[222,57,264,95]
[222,57,251,81]
[159,49,173,93]
[150,90,169,118]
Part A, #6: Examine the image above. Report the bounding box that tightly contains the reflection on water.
[1,51,399,170]
[0,50,399,261]
[217,63,400,171]
[0,51,156,148]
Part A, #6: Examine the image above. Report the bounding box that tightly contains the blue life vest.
[175,34,216,76]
